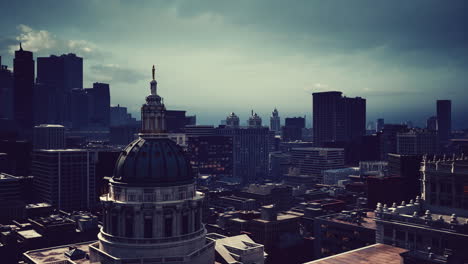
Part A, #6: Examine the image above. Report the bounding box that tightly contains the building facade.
[270,108,280,133]
[32,149,96,210]
[33,124,65,149]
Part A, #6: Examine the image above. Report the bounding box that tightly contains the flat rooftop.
[319,211,376,230]
[24,241,95,264]
[304,244,407,264]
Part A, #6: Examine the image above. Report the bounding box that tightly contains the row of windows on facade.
[106,210,201,238]
[113,192,194,202]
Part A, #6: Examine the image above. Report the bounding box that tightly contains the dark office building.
[436,100,451,145]
[69,88,90,129]
[0,140,32,176]
[37,53,83,92]
[387,153,422,202]
[282,117,305,142]
[312,91,366,146]
[380,124,408,160]
[360,134,381,161]
[36,53,83,125]
[109,125,139,145]
[187,135,233,178]
[32,149,96,210]
[13,44,35,131]
[166,110,193,133]
[217,126,270,183]
[0,57,13,120]
[86,82,110,128]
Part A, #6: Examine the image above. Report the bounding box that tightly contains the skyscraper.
[13,43,35,131]
[87,82,110,128]
[376,118,385,132]
[312,91,366,146]
[436,100,451,145]
[248,111,262,128]
[282,117,305,142]
[218,122,270,183]
[270,108,280,133]
[32,149,96,210]
[36,53,83,125]
[0,57,13,119]
[226,112,240,127]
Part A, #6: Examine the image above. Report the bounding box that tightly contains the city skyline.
[1,0,467,128]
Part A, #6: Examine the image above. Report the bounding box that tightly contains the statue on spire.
[19,42,23,51]
[152,65,155,80]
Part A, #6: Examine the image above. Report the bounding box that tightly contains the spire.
[19,42,23,51]
[152,65,155,80]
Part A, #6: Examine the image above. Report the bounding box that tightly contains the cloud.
[90,64,145,84]
[5,24,105,59]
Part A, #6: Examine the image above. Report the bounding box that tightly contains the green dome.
[112,137,194,187]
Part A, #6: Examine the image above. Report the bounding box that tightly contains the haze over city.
[1,0,467,127]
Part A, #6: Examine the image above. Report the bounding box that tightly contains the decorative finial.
[152,65,155,80]
[19,42,23,51]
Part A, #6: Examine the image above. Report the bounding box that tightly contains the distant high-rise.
[282,117,305,142]
[270,108,280,132]
[312,91,366,146]
[226,112,240,127]
[436,100,451,144]
[218,122,270,183]
[13,43,35,131]
[290,147,345,183]
[376,118,385,132]
[36,53,83,125]
[248,111,262,128]
[37,53,83,92]
[87,82,110,128]
[426,116,437,130]
[0,57,13,119]
[33,124,65,149]
[396,129,438,155]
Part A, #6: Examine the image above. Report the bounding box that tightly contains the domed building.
[226,112,239,127]
[248,110,262,128]
[89,66,215,264]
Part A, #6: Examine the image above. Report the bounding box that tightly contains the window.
[182,213,189,235]
[144,216,153,238]
[125,213,134,237]
[165,216,173,237]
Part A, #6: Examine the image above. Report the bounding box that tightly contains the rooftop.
[318,211,376,230]
[24,241,95,264]
[304,244,407,264]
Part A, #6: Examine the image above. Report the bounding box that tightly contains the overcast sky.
[1,0,467,128]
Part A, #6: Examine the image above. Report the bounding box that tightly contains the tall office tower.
[426,116,437,130]
[70,88,90,129]
[270,108,280,132]
[312,91,366,146]
[396,129,438,155]
[84,82,110,128]
[376,118,385,132]
[248,111,262,128]
[0,58,13,119]
[290,147,345,183]
[217,124,270,183]
[32,149,96,210]
[13,43,35,131]
[436,100,451,145]
[37,53,83,125]
[33,124,65,149]
[380,124,408,160]
[187,135,233,178]
[226,112,240,127]
[282,117,305,142]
